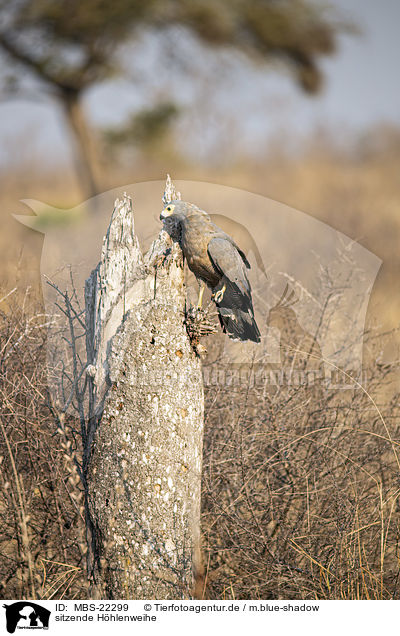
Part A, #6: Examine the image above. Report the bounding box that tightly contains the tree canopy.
[0,0,345,198]
[0,0,340,95]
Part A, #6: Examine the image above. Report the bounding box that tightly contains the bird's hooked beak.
[160,203,175,220]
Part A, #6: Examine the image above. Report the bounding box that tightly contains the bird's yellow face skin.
[160,204,175,219]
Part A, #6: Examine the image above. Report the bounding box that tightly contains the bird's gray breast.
[181,220,220,285]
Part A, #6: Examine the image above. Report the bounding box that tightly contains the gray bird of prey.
[160,200,261,343]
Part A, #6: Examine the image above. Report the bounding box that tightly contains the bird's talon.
[214,285,226,303]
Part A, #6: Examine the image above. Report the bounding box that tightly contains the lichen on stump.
[85,180,204,599]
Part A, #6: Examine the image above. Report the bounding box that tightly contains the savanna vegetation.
[1,128,400,599]
[0,0,399,601]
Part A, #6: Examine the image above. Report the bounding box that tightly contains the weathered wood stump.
[84,177,204,598]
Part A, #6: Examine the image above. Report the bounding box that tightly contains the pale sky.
[0,0,399,168]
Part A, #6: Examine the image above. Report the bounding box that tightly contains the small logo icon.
[3,602,50,633]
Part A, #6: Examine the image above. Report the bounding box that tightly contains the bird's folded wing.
[207,237,251,295]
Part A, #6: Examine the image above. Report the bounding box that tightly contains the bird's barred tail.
[214,278,261,343]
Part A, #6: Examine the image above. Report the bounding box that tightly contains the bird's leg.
[197,282,205,309]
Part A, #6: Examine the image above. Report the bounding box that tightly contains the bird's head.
[160,200,197,240]
[160,200,185,241]
[160,200,189,222]
[160,200,208,240]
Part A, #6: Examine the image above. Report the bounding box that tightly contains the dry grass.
[201,334,400,599]
[1,292,398,599]
[0,129,400,599]
[0,291,88,599]
[2,130,400,343]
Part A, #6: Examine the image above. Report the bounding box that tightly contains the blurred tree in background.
[0,0,342,200]
[103,101,180,165]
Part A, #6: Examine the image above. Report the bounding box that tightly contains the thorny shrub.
[0,290,87,599]
[201,330,400,599]
[0,288,399,600]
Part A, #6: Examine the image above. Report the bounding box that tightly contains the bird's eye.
[166,206,171,212]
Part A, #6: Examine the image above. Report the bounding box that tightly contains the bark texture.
[84,179,204,599]
[63,92,101,201]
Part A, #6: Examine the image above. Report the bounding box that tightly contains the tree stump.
[84,177,204,598]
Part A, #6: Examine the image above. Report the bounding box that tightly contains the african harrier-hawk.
[160,200,261,343]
